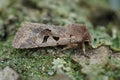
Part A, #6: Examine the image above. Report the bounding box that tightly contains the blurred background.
[0,0,120,80]
[0,0,120,50]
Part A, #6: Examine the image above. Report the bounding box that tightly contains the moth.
[13,22,92,54]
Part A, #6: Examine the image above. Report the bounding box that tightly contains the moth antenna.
[82,42,90,58]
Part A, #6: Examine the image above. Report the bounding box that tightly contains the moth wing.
[13,22,42,48]
[13,22,67,48]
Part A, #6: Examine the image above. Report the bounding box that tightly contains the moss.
[0,0,120,80]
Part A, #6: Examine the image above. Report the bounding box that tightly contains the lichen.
[0,0,120,80]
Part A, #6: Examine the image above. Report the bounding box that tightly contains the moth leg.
[59,43,78,52]
[82,42,90,58]
[82,42,86,54]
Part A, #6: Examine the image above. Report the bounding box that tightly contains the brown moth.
[13,22,92,54]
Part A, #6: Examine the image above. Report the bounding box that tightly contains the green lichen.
[110,31,120,51]
[0,0,120,80]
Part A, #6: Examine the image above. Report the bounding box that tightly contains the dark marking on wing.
[53,36,59,41]
[42,36,49,43]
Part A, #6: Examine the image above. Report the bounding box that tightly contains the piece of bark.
[71,46,110,80]
[0,66,20,80]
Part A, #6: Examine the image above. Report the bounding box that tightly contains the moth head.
[67,23,85,37]
[69,23,92,45]
[67,23,92,43]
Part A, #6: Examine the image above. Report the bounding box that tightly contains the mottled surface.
[71,46,110,80]
[0,0,120,80]
[0,66,20,80]
[13,22,91,49]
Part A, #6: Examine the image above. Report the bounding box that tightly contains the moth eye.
[42,36,49,43]
[53,36,59,41]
